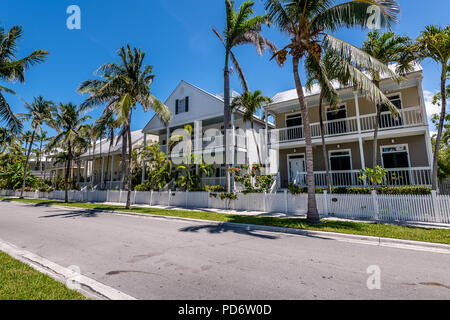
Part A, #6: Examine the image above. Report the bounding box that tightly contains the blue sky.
[2,0,449,136]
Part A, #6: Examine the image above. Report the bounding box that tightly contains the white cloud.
[423,90,441,117]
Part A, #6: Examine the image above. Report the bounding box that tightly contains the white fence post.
[263,191,267,212]
[323,191,329,217]
[149,190,153,206]
[431,191,442,223]
[372,190,379,220]
[168,189,171,207]
[207,190,211,209]
[284,190,289,214]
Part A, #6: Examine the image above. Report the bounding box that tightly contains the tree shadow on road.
[179,223,279,240]
[38,209,98,219]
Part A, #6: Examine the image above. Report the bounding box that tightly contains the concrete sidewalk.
[101,201,450,230]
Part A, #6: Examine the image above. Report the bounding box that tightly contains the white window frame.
[325,103,348,120]
[287,153,305,182]
[380,144,411,168]
[328,149,353,172]
[285,112,302,128]
[381,92,403,113]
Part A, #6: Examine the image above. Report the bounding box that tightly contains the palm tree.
[37,130,49,177]
[47,103,90,202]
[95,112,118,189]
[213,0,277,192]
[231,90,272,165]
[83,124,100,188]
[79,45,171,209]
[0,25,49,134]
[265,0,400,224]
[17,96,55,198]
[0,127,14,154]
[414,25,450,191]
[361,31,414,176]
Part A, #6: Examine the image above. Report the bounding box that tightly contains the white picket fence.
[1,189,449,224]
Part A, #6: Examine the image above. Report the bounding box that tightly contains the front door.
[289,155,306,186]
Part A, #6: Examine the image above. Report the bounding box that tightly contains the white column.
[264,110,269,173]
[166,126,170,155]
[110,155,115,188]
[418,76,433,167]
[84,160,88,184]
[354,91,366,170]
[141,133,147,184]
[101,156,105,188]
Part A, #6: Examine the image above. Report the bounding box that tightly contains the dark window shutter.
[185,96,189,112]
[175,99,179,114]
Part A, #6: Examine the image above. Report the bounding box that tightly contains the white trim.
[380,144,411,168]
[328,149,353,172]
[284,112,302,128]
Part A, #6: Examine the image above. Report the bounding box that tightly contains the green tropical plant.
[79,45,171,209]
[0,25,49,134]
[414,25,450,191]
[143,143,173,191]
[47,103,90,202]
[265,0,400,224]
[213,0,277,192]
[231,90,272,165]
[359,166,388,188]
[17,96,55,198]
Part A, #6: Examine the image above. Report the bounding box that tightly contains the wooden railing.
[273,107,425,143]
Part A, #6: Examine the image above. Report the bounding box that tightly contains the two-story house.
[265,63,433,189]
[142,80,277,188]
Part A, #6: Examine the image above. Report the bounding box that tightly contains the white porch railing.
[290,167,432,187]
[273,107,425,143]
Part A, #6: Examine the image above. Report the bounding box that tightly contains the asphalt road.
[0,201,449,300]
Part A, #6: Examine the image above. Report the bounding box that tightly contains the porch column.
[142,133,147,184]
[166,126,170,155]
[194,120,202,175]
[265,110,269,172]
[354,91,366,170]
[101,156,105,188]
[418,77,434,167]
[110,155,115,189]
[84,160,88,184]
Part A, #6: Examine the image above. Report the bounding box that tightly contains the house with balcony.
[78,130,158,190]
[142,80,278,188]
[265,63,433,189]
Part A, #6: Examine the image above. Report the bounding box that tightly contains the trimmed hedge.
[289,184,431,196]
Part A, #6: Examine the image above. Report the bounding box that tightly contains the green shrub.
[288,184,431,195]
[204,185,226,192]
[134,182,151,192]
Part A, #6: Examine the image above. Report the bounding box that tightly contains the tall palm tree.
[47,103,90,202]
[37,130,49,177]
[361,31,414,175]
[414,25,450,191]
[265,0,400,224]
[213,0,277,192]
[0,25,49,134]
[231,90,272,165]
[17,96,55,198]
[79,45,171,209]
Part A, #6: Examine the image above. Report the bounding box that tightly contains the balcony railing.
[273,107,424,143]
[291,167,432,187]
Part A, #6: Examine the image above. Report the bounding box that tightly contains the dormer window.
[175,97,189,114]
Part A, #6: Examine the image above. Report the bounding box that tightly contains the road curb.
[0,239,137,300]
[18,201,449,254]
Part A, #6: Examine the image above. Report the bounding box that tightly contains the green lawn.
[2,197,450,245]
[0,250,86,300]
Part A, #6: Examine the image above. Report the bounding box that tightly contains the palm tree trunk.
[318,92,331,194]
[372,104,382,190]
[432,70,448,191]
[292,56,320,224]
[39,136,43,177]
[224,51,232,192]
[120,130,128,190]
[20,130,36,198]
[126,125,133,209]
[77,159,81,190]
[64,144,71,203]
[91,141,96,189]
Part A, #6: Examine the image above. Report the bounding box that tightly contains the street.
[0,201,449,300]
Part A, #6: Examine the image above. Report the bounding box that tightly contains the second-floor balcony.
[160,134,248,155]
[272,107,424,144]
